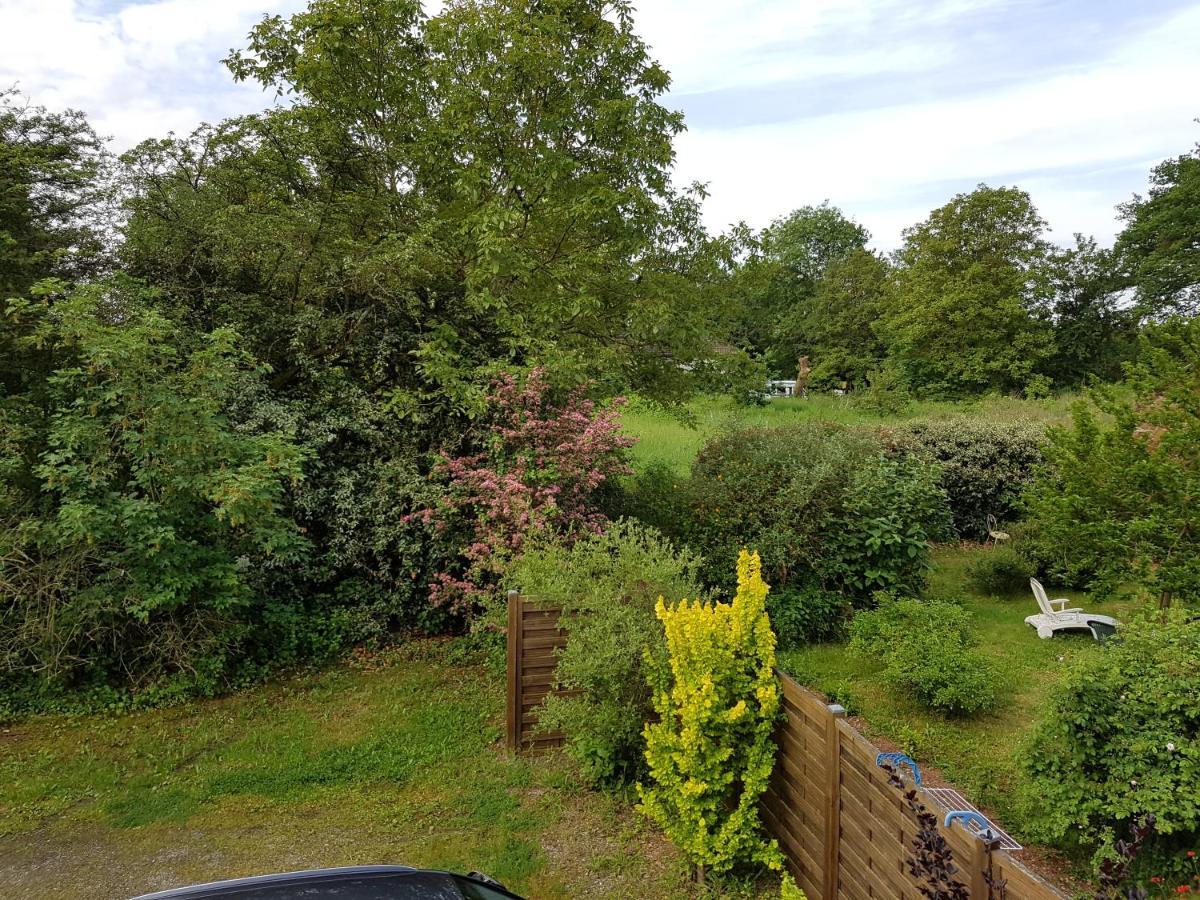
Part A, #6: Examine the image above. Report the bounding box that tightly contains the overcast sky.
[2,0,1199,249]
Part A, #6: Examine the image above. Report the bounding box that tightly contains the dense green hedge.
[878,420,1047,538]
[685,423,951,600]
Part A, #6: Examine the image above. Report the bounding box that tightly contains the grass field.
[621,392,1078,474]
[778,544,1133,851]
[0,643,695,900]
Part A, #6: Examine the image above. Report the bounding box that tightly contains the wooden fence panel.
[506,595,1065,900]
[505,592,568,751]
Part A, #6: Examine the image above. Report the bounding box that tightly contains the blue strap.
[876,752,922,785]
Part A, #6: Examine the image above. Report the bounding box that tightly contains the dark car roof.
[129,866,522,900]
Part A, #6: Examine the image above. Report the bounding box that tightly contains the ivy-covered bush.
[507,521,702,786]
[1023,612,1200,876]
[848,594,1000,716]
[966,547,1035,596]
[638,550,784,881]
[880,420,1046,539]
[768,586,852,649]
[688,423,950,600]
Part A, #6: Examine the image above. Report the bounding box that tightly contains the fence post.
[823,703,847,900]
[506,590,522,751]
[970,833,1000,899]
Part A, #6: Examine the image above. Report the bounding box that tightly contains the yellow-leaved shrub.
[637,549,783,881]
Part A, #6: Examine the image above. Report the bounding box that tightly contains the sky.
[1,0,1198,250]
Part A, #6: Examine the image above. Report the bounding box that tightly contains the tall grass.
[622,392,1079,474]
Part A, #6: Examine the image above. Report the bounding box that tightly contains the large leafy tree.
[783,247,890,388]
[880,185,1056,396]
[123,0,745,417]
[1116,140,1200,320]
[733,203,869,375]
[0,90,110,300]
[1044,235,1136,386]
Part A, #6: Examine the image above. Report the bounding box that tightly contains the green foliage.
[1024,318,1200,607]
[854,363,913,415]
[600,460,694,545]
[733,203,870,376]
[880,185,1055,396]
[1022,612,1200,873]
[882,419,1047,538]
[0,89,111,299]
[638,550,783,879]
[787,248,891,389]
[125,0,749,418]
[848,594,1000,716]
[1116,140,1200,319]
[507,521,702,786]
[688,423,950,600]
[965,547,1035,596]
[1045,236,1136,386]
[0,280,306,699]
[766,586,851,649]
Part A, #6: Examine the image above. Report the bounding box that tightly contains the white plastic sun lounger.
[1025,578,1118,641]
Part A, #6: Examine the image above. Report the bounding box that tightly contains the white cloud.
[0,0,297,146]
[662,2,1200,247]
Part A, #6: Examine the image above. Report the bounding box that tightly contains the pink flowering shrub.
[412,369,634,613]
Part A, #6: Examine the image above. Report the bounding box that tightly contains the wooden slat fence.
[505,593,1063,900]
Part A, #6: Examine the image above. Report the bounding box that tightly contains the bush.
[966,547,1035,596]
[638,550,784,880]
[507,521,702,786]
[848,594,1000,716]
[600,460,694,546]
[1024,321,1200,609]
[768,586,852,649]
[880,419,1046,539]
[0,283,306,700]
[411,368,633,613]
[688,423,950,600]
[1023,612,1200,876]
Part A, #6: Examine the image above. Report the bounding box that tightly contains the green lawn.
[779,544,1133,846]
[621,392,1078,474]
[0,643,691,900]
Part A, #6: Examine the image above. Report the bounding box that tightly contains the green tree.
[125,0,747,415]
[733,203,870,375]
[785,247,890,388]
[1024,316,1200,610]
[1116,140,1200,319]
[0,90,110,299]
[118,0,758,636]
[1,279,306,697]
[1044,235,1136,386]
[881,184,1055,396]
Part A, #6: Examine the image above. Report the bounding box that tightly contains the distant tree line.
[731,152,1199,397]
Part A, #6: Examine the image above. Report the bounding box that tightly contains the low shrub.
[507,521,702,786]
[1022,612,1200,877]
[880,420,1046,539]
[688,423,950,600]
[638,550,784,881]
[767,586,852,649]
[600,460,694,546]
[966,547,1035,596]
[848,594,1000,716]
